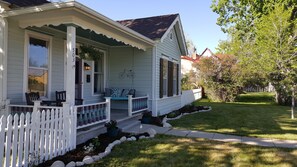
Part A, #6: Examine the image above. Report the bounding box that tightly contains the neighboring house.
[0,0,187,117]
[181,54,199,76]
[200,47,214,57]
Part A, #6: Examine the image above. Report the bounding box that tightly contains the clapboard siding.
[50,37,65,98]
[156,28,182,115]
[108,47,152,98]
[7,19,25,104]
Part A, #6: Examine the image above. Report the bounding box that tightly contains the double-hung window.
[27,36,50,97]
[93,55,104,94]
[160,57,179,98]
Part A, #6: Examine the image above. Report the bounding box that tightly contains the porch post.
[128,95,133,117]
[0,15,8,111]
[105,97,111,121]
[66,25,76,106]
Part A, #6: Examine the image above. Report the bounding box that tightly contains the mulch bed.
[37,132,149,167]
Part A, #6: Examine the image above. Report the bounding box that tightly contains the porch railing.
[8,104,34,116]
[128,95,149,116]
[75,99,110,130]
[7,101,63,116]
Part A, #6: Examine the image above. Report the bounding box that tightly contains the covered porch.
[1,2,153,124]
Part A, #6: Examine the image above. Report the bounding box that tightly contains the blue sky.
[76,0,227,54]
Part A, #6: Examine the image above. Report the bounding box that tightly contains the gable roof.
[2,0,49,8]
[200,48,214,57]
[117,14,179,41]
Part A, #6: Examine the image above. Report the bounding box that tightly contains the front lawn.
[170,92,297,140]
[87,135,297,167]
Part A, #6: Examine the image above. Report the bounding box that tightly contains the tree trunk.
[291,86,295,119]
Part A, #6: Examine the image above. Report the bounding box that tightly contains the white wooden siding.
[108,47,152,97]
[7,22,66,103]
[50,37,65,99]
[156,27,182,115]
[7,19,25,104]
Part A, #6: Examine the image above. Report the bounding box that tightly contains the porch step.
[76,113,143,145]
[118,114,142,133]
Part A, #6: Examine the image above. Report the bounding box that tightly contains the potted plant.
[141,111,152,124]
[105,120,121,137]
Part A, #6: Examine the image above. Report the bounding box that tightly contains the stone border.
[167,106,212,121]
[50,128,157,167]
[162,106,212,128]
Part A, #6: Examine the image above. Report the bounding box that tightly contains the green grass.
[87,135,297,167]
[170,92,297,140]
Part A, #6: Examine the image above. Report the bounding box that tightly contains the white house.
[0,0,187,120]
[200,48,214,57]
[181,54,200,76]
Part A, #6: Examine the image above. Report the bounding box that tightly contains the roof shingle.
[118,14,179,40]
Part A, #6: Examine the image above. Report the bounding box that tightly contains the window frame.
[92,50,106,96]
[24,30,52,100]
[160,57,180,99]
[169,30,173,41]
[162,58,169,97]
[173,63,177,95]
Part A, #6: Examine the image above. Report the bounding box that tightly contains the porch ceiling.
[51,25,126,47]
[3,1,155,50]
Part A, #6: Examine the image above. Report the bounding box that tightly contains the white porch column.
[0,15,8,111]
[66,25,76,106]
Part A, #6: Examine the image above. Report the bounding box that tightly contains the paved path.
[125,124,297,149]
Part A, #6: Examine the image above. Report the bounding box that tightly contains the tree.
[185,35,197,57]
[254,4,297,118]
[213,1,297,119]
[211,0,297,35]
[195,54,242,102]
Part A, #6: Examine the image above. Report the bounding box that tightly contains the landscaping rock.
[146,128,157,136]
[108,143,114,148]
[139,135,146,139]
[114,140,121,145]
[127,138,133,141]
[65,161,75,167]
[120,136,127,142]
[51,160,65,167]
[92,155,100,161]
[163,122,172,128]
[106,145,112,152]
[104,149,111,155]
[131,136,137,141]
[98,152,106,158]
[75,161,84,166]
[83,156,94,165]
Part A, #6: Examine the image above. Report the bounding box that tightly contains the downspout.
[151,45,157,116]
[0,13,8,114]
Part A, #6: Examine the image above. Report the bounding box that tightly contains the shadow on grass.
[170,96,297,140]
[87,135,297,167]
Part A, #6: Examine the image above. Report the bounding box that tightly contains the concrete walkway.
[125,124,297,149]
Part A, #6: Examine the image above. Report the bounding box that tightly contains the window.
[169,30,173,40]
[162,59,168,96]
[160,58,179,98]
[173,64,177,95]
[93,55,104,94]
[27,37,49,97]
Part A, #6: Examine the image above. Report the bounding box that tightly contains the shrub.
[104,120,117,130]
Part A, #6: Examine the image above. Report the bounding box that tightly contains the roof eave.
[1,1,155,47]
[159,15,188,55]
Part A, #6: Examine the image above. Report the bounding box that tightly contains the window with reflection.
[94,55,104,94]
[28,37,49,97]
